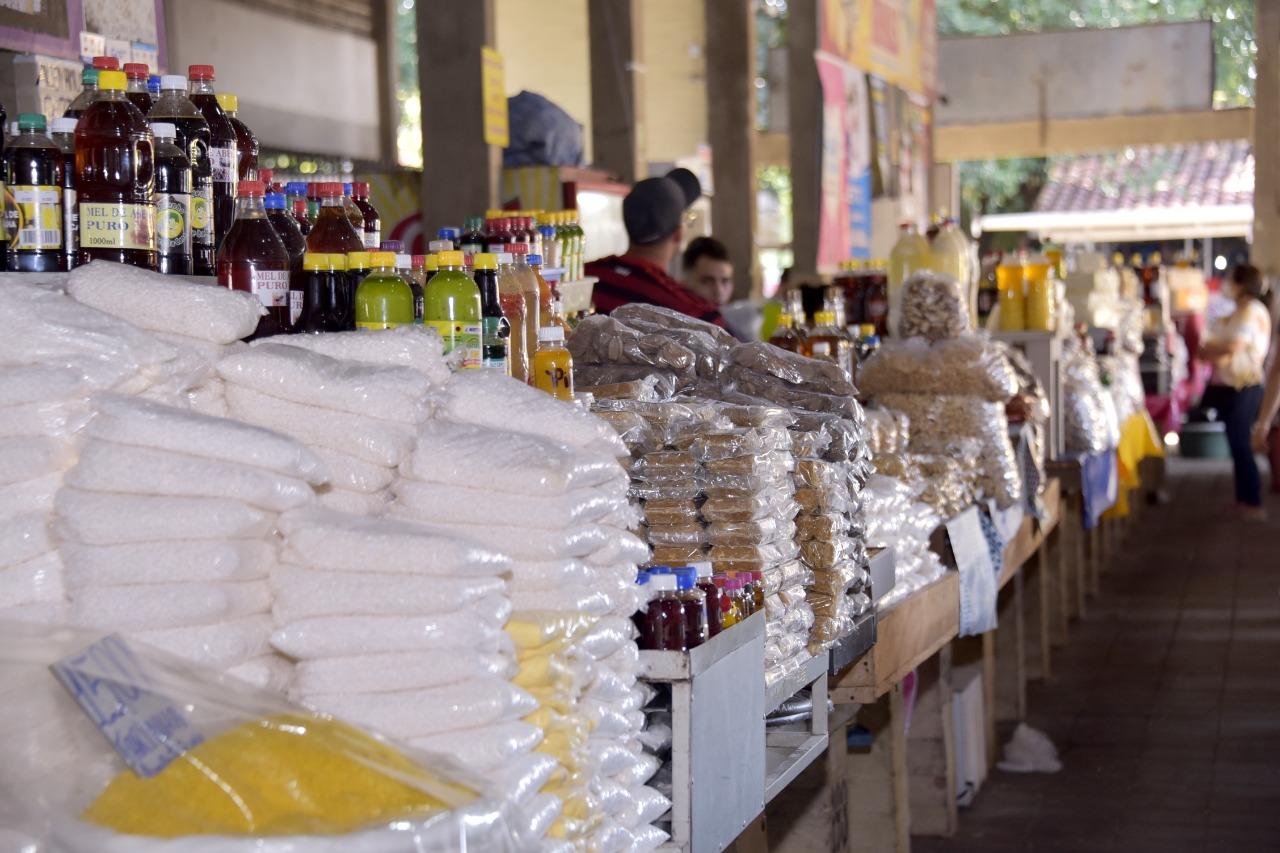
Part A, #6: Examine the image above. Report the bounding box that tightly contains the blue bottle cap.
[263,193,286,210]
[635,571,650,585]
[147,74,161,95]
[539,225,556,237]
[647,566,672,574]
[437,227,460,241]
[285,181,307,196]
[527,254,542,266]
[343,182,353,195]
[673,567,697,590]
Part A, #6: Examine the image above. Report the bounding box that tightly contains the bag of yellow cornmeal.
[83,714,478,837]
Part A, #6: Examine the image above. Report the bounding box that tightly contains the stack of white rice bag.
[394,373,668,853]
[55,395,327,687]
[219,342,433,515]
[64,261,260,411]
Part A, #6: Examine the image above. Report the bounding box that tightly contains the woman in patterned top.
[1199,264,1272,521]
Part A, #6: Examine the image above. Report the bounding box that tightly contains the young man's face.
[686,256,734,306]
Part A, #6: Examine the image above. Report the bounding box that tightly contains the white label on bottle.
[209,147,236,184]
[63,187,77,254]
[289,289,304,325]
[251,269,290,308]
[363,230,380,250]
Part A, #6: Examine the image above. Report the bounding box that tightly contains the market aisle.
[915,456,1280,853]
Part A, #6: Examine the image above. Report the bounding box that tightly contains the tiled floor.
[916,457,1280,853]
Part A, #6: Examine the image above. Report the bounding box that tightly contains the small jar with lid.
[640,572,687,651]
[673,567,709,648]
[691,561,723,638]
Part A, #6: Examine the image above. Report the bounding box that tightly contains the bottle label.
[209,147,236,184]
[427,320,482,369]
[12,185,63,250]
[357,319,408,330]
[249,268,290,308]
[289,289,304,325]
[191,186,214,248]
[363,229,380,250]
[534,354,574,399]
[79,201,156,251]
[63,187,77,255]
[155,192,191,256]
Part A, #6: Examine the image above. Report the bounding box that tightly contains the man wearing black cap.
[585,168,727,327]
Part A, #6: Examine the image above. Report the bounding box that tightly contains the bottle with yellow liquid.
[532,325,574,401]
[1023,253,1054,331]
[996,255,1026,332]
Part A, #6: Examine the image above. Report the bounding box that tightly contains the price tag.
[987,498,1024,545]
[51,634,204,778]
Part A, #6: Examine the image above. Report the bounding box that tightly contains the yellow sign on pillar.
[481,46,509,148]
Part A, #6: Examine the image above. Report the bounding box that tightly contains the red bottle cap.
[123,62,149,79]
[260,169,274,183]
[509,242,528,255]
[411,254,426,269]
[237,180,265,197]
[188,64,215,81]
[316,182,342,199]
[92,56,120,70]
[352,181,369,196]
[292,198,308,214]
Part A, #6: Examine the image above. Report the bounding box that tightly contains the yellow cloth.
[84,715,472,837]
[1104,410,1164,519]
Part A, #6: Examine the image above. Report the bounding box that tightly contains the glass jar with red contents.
[692,562,723,638]
[640,573,687,651]
[674,567,708,649]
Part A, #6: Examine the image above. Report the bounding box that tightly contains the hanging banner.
[819,0,937,98]
[481,46,509,148]
[816,53,872,272]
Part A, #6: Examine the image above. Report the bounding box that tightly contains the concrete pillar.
[1254,0,1280,276]
[588,0,646,184]
[373,0,398,164]
[787,0,820,280]
[705,0,760,299]
[418,0,501,230]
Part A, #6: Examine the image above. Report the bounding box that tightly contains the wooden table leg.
[908,647,958,837]
[848,686,910,853]
[1026,541,1052,680]
[995,571,1027,720]
[1053,526,1070,645]
[1088,523,1102,595]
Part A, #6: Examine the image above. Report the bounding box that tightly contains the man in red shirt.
[585,168,727,328]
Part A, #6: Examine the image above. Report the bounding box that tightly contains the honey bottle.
[216,180,290,338]
[5,114,65,273]
[186,65,238,251]
[75,70,156,270]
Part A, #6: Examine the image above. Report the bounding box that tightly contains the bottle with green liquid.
[425,249,482,368]
[355,250,414,330]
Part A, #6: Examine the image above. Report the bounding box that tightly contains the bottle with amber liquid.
[768,310,804,353]
[805,310,853,380]
[216,93,257,181]
[149,74,214,275]
[305,182,364,255]
[5,113,66,273]
[124,63,153,114]
[217,180,290,338]
[186,65,238,251]
[76,69,156,270]
[151,121,192,276]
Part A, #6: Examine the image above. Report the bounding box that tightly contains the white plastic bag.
[0,436,74,485]
[393,479,629,528]
[311,447,396,494]
[408,720,545,771]
[69,580,271,631]
[302,678,538,739]
[270,600,511,659]
[292,649,514,695]
[0,513,54,569]
[0,551,63,607]
[0,400,91,438]
[259,325,451,386]
[55,488,274,545]
[270,564,505,623]
[316,487,390,516]
[0,364,87,407]
[60,540,275,587]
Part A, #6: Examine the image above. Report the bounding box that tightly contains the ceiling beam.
[935,108,1254,162]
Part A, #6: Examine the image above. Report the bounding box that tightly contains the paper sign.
[79,31,105,64]
[481,46,509,148]
[948,506,997,636]
[988,498,1024,545]
[51,634,205,778]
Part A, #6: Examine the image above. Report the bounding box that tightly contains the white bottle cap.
[691,561,713,578]
[395,253,412,269]
[497,253,513,266]
[650,574,677,592]
[51,117,78,134]
[427,240,452,253]
[160,74,187,90]
[538,325,565,343]
[150,122,176,139]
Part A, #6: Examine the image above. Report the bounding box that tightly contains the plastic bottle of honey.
[496,252,529,382]
[355,250,414,330]
[673,567,709,649]
[149,74,214,275]
[691,562,723,638]
[5,113,65,273]
[350,182,380,249]
[151,121,192,276]
[124,63,153,114]
[75,69,157,270]
[265,191,305,325]
[63,68,99,120]
[532,325,574,401]
[640,573,687,651]
[306,182,364,254]
[186,65,238,250]
[805,310,853,378]
[216,180,290,338]
[339,182,363,233]
[284,182,310,235]
[48,117,78,271]
[215,93,257,181]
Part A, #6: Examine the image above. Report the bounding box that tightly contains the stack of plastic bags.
[55,395,328,688]
[723,342,860,418]
[64,260,261,412]
[219,342,434,515]
[862,330,1024,509]
[1063,335,1121,454]
[863,474,944,610]
[393,374,667,852]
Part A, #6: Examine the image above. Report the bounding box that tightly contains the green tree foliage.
[941,1,1255,221]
